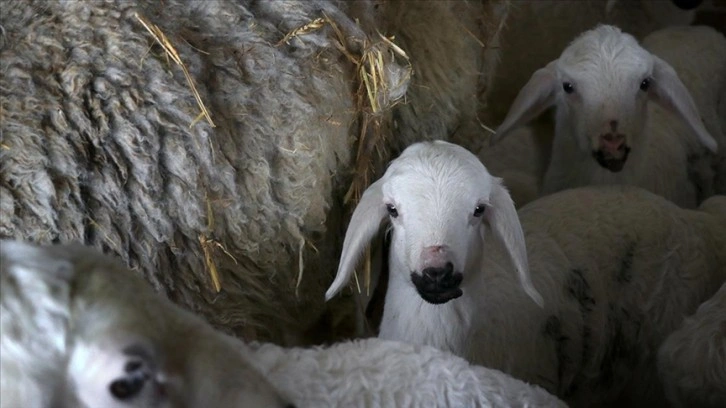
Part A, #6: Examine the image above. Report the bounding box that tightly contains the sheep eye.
[109,359,149,400]
[109,376,145,400]
[562,82,574,94]
[386,204,399,218]
[473,205,486,217]
[640,78,651,91]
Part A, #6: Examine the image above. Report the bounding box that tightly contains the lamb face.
[556,26,652,172]
[326,141,543,308]
[495,24,717,176]
[0,241,293,408]
[380,143,495,304]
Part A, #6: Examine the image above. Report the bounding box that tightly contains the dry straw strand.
[276,17,328,47]
[134,13,215,129]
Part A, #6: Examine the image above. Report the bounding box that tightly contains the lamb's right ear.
[494,60,559,144]
[325,178,388,301]
[487,178,544,307]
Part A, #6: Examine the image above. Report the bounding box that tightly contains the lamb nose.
[600,133,624,151]
[423,262,454,282]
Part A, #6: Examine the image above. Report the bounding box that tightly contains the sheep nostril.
[423,264,453,283]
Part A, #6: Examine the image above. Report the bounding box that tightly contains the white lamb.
[0,240,291,408]
[326,140,726,407]
[657,281,726,408]
[494,24,722,208]
[246,338,566,408]
[0,240,566,408]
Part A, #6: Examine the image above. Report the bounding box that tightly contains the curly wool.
[0,0,358,342]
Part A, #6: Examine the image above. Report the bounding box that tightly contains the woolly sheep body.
[658,280,726,408]
[0,240,291,408]
[496,25,721,208]
[327,141,726,407]
[247,338,566,408]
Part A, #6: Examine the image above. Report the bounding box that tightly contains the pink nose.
[600,133,625,153]
[421,245,449,269]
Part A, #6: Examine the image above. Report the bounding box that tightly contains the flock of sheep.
[1,0,725,407]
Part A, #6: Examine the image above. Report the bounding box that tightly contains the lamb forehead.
[382,141,494,203]
[558,25,652,81]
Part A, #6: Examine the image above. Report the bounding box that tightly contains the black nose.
[422,262,454,283]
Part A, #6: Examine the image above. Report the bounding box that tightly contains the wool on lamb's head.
[0,240,292,408]
[326,140,543,307]
[496,24,717,173]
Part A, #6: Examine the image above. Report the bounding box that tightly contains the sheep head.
[326,141,543,307]
[0,241,292,408]
[495,24,717,173]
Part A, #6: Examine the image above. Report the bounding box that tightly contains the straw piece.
[134,13,215,128]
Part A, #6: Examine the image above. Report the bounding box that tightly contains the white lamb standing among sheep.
[494,24,724,208]
[326,140,726,407]
[657,281,726,408]
[0,240,566,408]
[0,240,292,408]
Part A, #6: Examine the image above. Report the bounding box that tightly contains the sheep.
[0,240,567,408]
[0,0,510,345]
[0,240,293,408]
[325,140,726,407]
[247,338,567,408]
[657,281,726,408]
[494,24,722,209]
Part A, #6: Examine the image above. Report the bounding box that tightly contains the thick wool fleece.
[247,338,567,408]
[0,0,359,343]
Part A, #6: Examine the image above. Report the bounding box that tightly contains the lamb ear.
[650,54,717,153]
[486,178,544,307]
[325,178,388,301]
[494,60,559,144]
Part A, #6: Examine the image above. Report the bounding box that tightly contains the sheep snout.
[411,262,464,305]
[592,137,631,172]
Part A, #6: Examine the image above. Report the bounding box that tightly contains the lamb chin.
[416,287,464,305]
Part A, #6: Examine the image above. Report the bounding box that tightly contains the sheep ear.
[325,178,388,301]
[494,60,559,143]
[650,55,718,153]
[486,179,544,307]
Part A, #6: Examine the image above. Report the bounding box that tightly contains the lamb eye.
[386,204,398,218]
[640,78,651,91]
[109,376,145,400]
[562,82,574,94]
[473,205,486,217]
[109,358,149,400]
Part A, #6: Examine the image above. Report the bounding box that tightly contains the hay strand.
[198,196,238,293]
[276,17,328,47]
[134,13,215,129]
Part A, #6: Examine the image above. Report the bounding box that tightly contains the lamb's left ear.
[650,54,718,153]
[486,179,544,307]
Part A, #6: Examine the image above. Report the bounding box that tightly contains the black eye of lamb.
[109,376,145,400]
[562,82,574,94]
[386,204,398,218]
[473,205,486,217]
[640,78,651,91]
[109,359,148,401]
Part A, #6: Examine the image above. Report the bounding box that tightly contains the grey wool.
[0,0,507,343]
